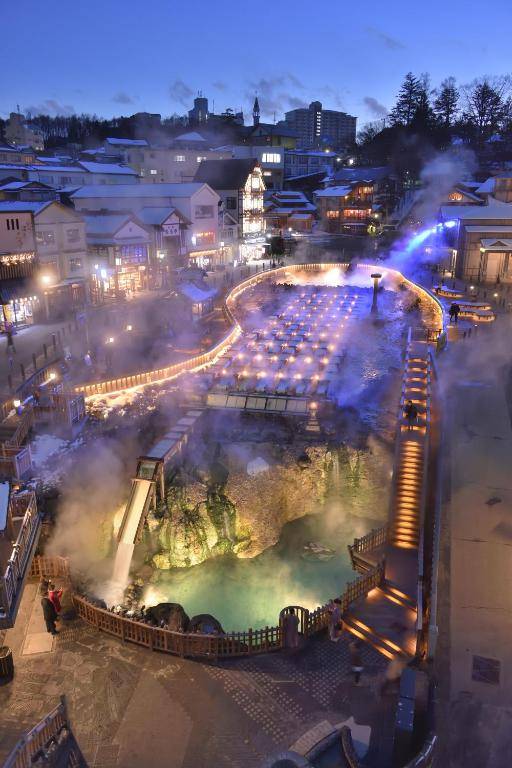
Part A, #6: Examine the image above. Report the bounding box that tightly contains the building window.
[36,230,55,245]
[251,175,260,190]
[66,228,80,243]
[174,155,186,162]
[326,210,340,218]
[194,205,214,219]
[226,197,237,210]
[60,176,72,184]
[6,218,20,231]
[448,191,463,201]
[150,169,158,175]
[196,156,207,163]
[262,153,280,164]
[40,175,55,184]
[69,258,83,272]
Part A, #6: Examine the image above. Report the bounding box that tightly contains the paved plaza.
[0,583,393,768]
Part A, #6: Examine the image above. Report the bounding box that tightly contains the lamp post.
[371,272,382,313]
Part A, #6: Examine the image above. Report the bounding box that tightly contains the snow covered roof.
[332,166,390,183]
[138,206,189,225]
[0,200,54,215]
[81,147,105,155]
[178,282,217,303]
[71,183,207,199]
[78,161,138,175]
[83,214,149,241]
[289,213,314,220]
[475,178,496,195]
[174,131,207,143]
[314,186,352,197]
[440,198,512,221]
[105,137,149,147]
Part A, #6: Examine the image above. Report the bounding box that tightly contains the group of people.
[40,579,64,636]
[448,302,461,324]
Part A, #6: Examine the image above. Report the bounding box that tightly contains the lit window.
[196,156,207,163]
[448,191,463,201]
[174,155,186,162]
[150,169,158,175]
[67,228,80,243]
[69,258,83,272]
[262,153,280,164]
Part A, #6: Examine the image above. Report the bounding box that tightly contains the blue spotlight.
[444,220,457,228]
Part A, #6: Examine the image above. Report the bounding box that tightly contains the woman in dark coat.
[41,595,58,635]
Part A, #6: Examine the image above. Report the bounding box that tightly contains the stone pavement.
[0,581,393,768]
[435,315,512,768]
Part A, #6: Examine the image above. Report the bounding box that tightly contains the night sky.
[1,0,509,126]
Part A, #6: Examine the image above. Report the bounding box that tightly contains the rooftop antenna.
[273,111,276,124]
[17,103,20,114]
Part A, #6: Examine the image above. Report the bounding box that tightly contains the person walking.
[380,656,406,696]
[404,400,418,431]
[448,303,457,324]
[48,582,63,615]
[452,303,460,324]
[283,608,300,649]
[328,598,343,642]
[41,593,59,635]
[349,639,364,685]
[5,326,16,354]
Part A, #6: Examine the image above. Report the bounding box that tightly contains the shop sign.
[163,223,180,237]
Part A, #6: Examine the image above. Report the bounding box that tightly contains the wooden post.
[20,363,25,381]
[52,333,57,351]
[7,375,13,392]
[32,353,37,371]
[43,343,48,360]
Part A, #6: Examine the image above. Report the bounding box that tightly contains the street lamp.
[40,274,54,320]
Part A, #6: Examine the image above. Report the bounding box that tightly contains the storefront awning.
[0,278,38,304]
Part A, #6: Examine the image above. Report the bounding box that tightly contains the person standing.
[349,639,364,685]
[41,593,58,635]
[48,582,63,615]
[404,400,418,431]
[328,598,342,642]
[5,325,16,354]
[283,608,300,649]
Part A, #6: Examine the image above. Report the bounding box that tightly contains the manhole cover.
[472,655,500,685]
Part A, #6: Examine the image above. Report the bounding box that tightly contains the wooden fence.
[30,555,384,660]
[2,696,79,768]
[348,525,388,572]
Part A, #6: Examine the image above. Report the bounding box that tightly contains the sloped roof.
[78,161,137,175]
[138,206,190,226]
[440,198,512,221]
[314,186,352,197]
[332,166,391,183]
[174,131,207,143]
[475,177,496,195]
[0,200,54,215]
[178,282,217,302]
[105,137,149,147]
[194,158,257,189]
[71,183,207,199]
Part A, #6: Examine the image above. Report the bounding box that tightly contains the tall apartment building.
[283,101,356,150]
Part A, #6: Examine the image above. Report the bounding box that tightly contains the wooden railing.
[72,263,444,400]
[29,555,70,580]
[2,696,81,768]
[29,555,383,659]
[1,492,40,621]
[348,525,388,571]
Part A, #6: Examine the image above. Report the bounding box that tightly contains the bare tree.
[462,76,512,143]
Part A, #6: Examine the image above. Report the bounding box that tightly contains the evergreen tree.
[390,72,421,127]
[433,77,459,128]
